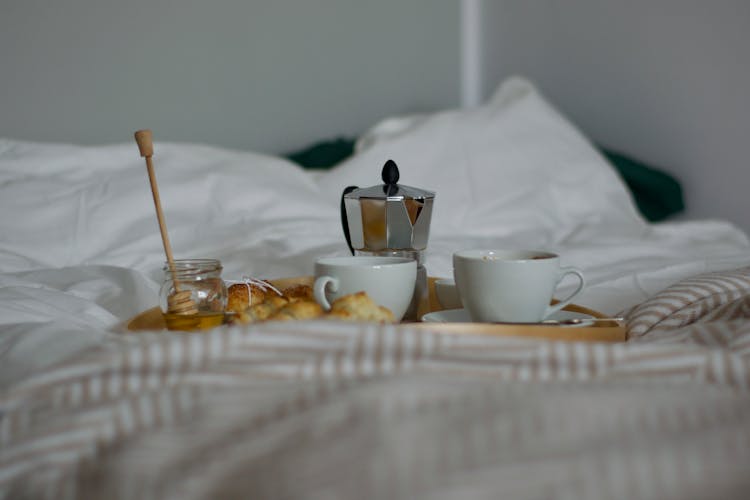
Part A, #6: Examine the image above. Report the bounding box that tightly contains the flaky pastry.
[235,295,289,323]
[226,279,315,313]
[228,285,395,325]
[328,291,395,323]
[226,279,281,313]
[268,300,325,321]
[280,284,315,301]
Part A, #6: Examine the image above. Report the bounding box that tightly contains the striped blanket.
[2,268,750,499]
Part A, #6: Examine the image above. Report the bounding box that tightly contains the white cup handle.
[544,267,586,318]
[313,275,338,311]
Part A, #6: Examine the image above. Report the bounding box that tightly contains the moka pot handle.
[340,185,358,255]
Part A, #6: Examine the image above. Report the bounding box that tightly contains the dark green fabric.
[600,148,684,222]
[286,137,356,170]
[284,138,684,222]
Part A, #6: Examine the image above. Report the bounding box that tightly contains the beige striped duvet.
[2,268,750,499]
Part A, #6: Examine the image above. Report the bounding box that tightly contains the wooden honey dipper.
[134,130,198,316]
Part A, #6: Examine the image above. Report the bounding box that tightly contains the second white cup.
[313,256,417,321]
[453,249,585,323]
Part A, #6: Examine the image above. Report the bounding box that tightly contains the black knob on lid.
[382,159,400,185]
[382,159,400,196]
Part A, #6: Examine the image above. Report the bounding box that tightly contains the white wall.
[0,0,459,154]
[3,0,748,233]
[480,0,750,233]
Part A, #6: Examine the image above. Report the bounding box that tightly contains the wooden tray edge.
[125,276,627,342]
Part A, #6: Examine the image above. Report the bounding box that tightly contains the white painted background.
[1,0,748,232]
[478,0,750,233]
[0,0,459,153]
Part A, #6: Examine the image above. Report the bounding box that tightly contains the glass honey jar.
[159,259,227,331]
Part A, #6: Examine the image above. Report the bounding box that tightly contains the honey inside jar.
[162,311,225,331]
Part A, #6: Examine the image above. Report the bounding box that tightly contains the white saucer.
[421,309,595,327]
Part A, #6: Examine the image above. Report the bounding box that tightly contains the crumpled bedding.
[1,77,750,498]
[2,267,750,500]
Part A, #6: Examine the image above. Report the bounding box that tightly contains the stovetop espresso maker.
[340,160,435,320]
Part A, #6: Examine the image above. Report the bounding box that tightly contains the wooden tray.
[126,276,626,342]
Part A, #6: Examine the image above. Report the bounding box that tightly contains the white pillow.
[0,139,338,274]
[317,76,645,243]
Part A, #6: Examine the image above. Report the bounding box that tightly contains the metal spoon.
[541,317,625,326]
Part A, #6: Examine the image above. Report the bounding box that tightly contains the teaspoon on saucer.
[540,317,624,326]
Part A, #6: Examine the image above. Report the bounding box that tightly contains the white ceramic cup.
[313,256,417,321]
[453,249,585,323]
